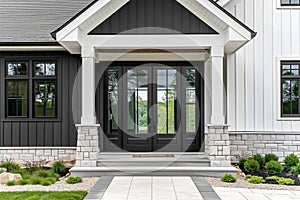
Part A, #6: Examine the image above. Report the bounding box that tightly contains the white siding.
[227,0,300,132]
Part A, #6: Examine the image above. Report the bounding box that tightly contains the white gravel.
[0,177,100,192]
[205,177,300,191]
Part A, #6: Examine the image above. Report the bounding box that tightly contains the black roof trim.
[0,42,61,46]
[50,0,99,39]
[51,0,257,40]
[208,0,257,39]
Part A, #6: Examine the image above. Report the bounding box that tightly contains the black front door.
[98,62,204,152]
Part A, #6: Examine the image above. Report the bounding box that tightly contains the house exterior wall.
[227,0,300,132]
[0,52,81,147]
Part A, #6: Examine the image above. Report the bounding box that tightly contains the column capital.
[81,46,95,58]
[210,46,224,57]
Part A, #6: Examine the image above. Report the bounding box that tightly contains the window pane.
[35,63,45,76]
[18,99,28,117]
[45,99,55,117]
[7,81,17,97]
[35,62,56,76]
[186,69,196,133]
[108,69,119,134]
[282,80,291,97]
[283,98,291,114]
[7,81,28,117]
[35,98,44,117]
[34,82,56,117]
[291,80,299,97]
[291,0,300,4]
[292,98,299,114]
[7,62,28,76]
[18,81,28,98]
[46,63,56,76]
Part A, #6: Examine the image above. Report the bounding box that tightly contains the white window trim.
[276,57,300,121]
[277,0,300,9]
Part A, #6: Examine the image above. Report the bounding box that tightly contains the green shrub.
[19,180,29,185]
[265,176,280,181]
[0,162,20,173]
[52,161,66,176]
[221,174,237,183]
[265,154,279,163]
[248,176,265,184]
[284,154,299,167]
[265,161,283,175]
[291,162,300,175]
[45,177,57,184]
[238,158,247,170]
[244,174,252,180]
[26,167,40,174]
[37,170,51,178]
[6,181,16,186]
[277,178,295,185]
[244,159,260,173]
[251,154,265,168]
[41,181,51,186]
[66,176,83,184]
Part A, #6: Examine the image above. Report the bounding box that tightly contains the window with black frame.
[281,61,300,117]
[4,60,57,118]
[281,0,300,6]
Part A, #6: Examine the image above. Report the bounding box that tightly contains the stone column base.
[206,125,231,167]
[75,125,100,167]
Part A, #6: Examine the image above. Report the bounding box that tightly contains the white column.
[81,46,97,125]
[210,46,225,125]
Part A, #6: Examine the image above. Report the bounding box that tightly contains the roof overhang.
[51,0,256,54]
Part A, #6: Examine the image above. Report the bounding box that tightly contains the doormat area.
[133,154,174,158]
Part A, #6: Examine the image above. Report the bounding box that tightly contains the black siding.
[89,0,218,35]
[0,52,81,147]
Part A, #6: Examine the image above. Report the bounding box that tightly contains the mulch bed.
[244,166,300,186]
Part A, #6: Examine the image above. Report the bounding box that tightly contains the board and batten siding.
[227,0,300,132]
[0,52,82,146]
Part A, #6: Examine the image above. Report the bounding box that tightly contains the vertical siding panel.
[245,0,255,131]
[28,122,37,146]
[3,123,11,146]
[273,0,283,131]
[61,55,69,146]
[227,54,236,130]
[53,122,62,146]
[44,123,53,146]
[263,0,274,131]
[69,56,78,146]
[36,122,44,146]
[20,123,28,146]
[281,9,293,131]
[235,2,246,131]
[11,122,20,146]
[254,0,264,131]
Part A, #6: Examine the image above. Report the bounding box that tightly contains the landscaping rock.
[0,168,7,172]
[63,159,76,169]
[43,160,56,168]
[0,172,22,184]
[10,160,27,168]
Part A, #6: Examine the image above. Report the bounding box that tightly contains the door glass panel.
[127,69,148,134]
[108,70,119,134]
[157,69,177,134]
[186,69,196,133]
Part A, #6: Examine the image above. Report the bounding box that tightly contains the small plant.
[66,176,83,184]
[265,154,279,163]
[41,181,51,186]
[37,170,51,178]
[19,180,29,185]
[265,161,283,175]
[251,154,265,168]
[248,176,265,184]
[29,177,41,185]
[221,174,237,183]
[291,162,300,175]
[45,177,57,184]
[26,167,40,174]
[238,158,247,170]
[244,159,260,173]
[277,178,295,185]
[0,162,20,173]
[244,174,252,180]
[284,154,299,168]
[6,181,16,186]
[52,161,66,176]
[265,176,280,181]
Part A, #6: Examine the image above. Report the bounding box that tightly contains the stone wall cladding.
[0,148,76,162]
[230,132,300,162]
[76,125,99,167]
[206,125,231,167]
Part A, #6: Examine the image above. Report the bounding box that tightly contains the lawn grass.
[0,191,87,200]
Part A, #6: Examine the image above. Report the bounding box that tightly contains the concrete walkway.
[84,176,300,200]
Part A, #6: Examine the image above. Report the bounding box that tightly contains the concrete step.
[69,166,238,178]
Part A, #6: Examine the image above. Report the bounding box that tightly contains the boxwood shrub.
[265,154,279,163]
[66,176,82,184]
[221,174,237,183]
[251,154,265,168]
[284,154,299,168]
[244,159,260,173]
[265,161,283,175]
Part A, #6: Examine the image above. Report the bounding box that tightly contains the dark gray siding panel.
[0,52,81,147]
[89,0,218,35]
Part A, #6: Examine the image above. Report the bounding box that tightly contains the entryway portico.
[51,0,255,175]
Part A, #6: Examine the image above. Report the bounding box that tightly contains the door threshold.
[100,152,205,155]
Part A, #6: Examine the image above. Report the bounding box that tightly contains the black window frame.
[281,0,300,6]
[3,58,60,121]
[281,61,300,117]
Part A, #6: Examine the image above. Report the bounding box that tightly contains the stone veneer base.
[0,147,76,162]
